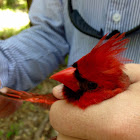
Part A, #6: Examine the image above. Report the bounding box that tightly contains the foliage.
[1,0,28,11]
[6,0,16,6]
[0,0,29,39]
[6,123,20,139]
[0,130,3,137]
[0,24,29,39]
[65,55,69,64]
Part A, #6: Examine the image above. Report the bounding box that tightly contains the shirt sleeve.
[0,0,69,91]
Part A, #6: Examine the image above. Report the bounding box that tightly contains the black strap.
[68,0,103,39]
[68,0,140,39]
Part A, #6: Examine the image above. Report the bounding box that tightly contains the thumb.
[52,84,64,99]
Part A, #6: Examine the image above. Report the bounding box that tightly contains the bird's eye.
[87,82,98,90]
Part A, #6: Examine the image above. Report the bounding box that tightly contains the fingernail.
[55,84,63,93]
[53,84,64,99]
[0,87,9,94]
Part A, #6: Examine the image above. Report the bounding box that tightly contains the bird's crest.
[75,33,130,82]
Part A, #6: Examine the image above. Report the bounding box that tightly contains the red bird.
[0,33,130,110]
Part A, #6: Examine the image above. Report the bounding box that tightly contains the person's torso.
[62,0,140,65]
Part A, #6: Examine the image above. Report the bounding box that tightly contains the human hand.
[0,87,22,117]
[50,63,140,140]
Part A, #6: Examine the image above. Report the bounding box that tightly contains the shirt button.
[112,13,121,22]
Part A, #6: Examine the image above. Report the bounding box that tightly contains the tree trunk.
[27,0,32,10]
[0,0,3,7]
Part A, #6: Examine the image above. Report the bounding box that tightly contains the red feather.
[67,33,130,108]
[77,33,129,82]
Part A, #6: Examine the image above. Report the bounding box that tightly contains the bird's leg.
[0,87,58,105]
[0,87,29,100]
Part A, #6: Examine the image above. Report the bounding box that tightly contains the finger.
[57,133,84,140]
[127,81,140,95]
[52,84,64,99]
[0,87,9,93]
[124,63,140,83]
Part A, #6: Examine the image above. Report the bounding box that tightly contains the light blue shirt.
[0,0,140,90]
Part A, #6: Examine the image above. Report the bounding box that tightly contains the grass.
[0,122,21,139]
[0,130,3,137]
[6,123,20,138]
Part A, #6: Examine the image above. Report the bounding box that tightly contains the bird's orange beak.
[50,67,80,92]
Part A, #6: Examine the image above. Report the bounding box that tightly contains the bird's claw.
[0,87,58,105]
[0,87,33,101]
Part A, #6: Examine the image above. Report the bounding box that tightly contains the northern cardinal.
[0,33,130,110]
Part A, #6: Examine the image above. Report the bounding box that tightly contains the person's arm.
[50,64,140,140]
[0,0,69,91]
